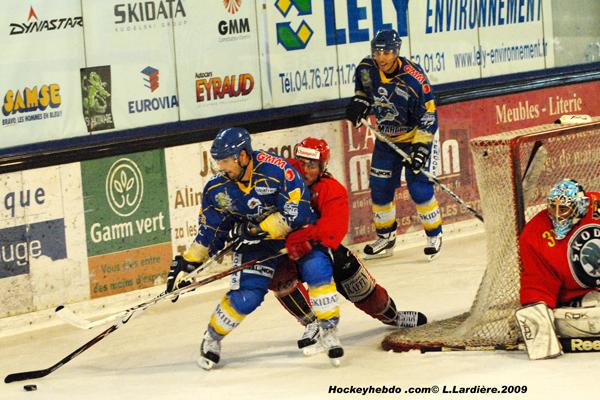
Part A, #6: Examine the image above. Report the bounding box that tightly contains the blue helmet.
[547,179,589,240]
[371,29,402,54]
[210,127,253,160]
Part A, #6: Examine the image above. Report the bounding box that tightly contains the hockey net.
[383,117,600,352]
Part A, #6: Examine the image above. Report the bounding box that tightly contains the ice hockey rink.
[0,225,595,400]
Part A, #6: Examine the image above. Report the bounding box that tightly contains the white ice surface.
[0,230,595,400]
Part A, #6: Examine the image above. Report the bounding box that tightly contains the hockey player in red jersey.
[270,137,427,352]
[516,179,600,359]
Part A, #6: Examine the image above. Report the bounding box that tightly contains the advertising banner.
[332,0,410,98]
[81,150,171,298]
[343,80,600,244]
[174,0,261,120]
[0,0,87,150]
[0,163,88,316]
[261,0,345,107]
[80,66,115,132]
[81,0,181,131]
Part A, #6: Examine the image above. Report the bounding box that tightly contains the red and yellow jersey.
[288,158,349,249]
[519,191,600,308]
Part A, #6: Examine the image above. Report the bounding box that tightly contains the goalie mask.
[547,179,589,240]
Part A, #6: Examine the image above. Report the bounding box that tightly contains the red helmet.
[295,137,331,168]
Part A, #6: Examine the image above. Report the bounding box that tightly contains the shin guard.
[276,282,316,326]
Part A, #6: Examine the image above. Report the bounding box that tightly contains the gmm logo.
[106,158,144,217]
[224,0,242,14]
[275,0,313,51]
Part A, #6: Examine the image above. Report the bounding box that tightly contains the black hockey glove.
[410,143,431,173]
[165,256,203,294]
[345,95,371,127]
[227,221,267,251]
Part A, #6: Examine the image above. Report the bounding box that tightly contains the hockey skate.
[298,320,321,356]
[363,231,396,259]
[395,311,428,328]
[424,233,442,261]
[319,327,344,367]
[197,330,221,370]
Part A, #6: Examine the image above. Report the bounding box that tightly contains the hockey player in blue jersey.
[345,29,443,261]
[165,127,343,369]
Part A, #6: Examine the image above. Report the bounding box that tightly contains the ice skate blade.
[329,357,341,367]
[197,357,216,370]
[426,252,440,262]
[363,249,393,260]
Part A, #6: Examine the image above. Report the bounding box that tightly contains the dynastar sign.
[9,6,83,35]
[275,0,408,50]
[114,0,186,24]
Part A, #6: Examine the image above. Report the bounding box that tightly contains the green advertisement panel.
[81,150,170,256]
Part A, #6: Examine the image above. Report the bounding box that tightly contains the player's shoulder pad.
[400,56,432,94]
[253,150,297,181]
[318,174,348,197]
[357,56,375,70]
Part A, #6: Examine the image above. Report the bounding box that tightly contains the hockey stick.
[4,250,287,383]
[418,337,600,354]
[56,240,239,330]
[361,119,484,222]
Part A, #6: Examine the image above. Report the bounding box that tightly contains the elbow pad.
[183,241,209,264]
[259,212,292,240]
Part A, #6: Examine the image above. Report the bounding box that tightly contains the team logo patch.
[593,200,600,219]
[255,186,277,196]
[247,197,261,209]
[285,168,295,181]
[215,191,233,210]
[256,152,286,169]
[568,224,600,287]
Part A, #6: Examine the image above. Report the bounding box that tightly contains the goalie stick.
[4,250,287,383]
[419,337,600,354]
[56,241,238,330]
[361,118,484,222]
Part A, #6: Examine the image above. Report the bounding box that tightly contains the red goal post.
[383,117,600,352]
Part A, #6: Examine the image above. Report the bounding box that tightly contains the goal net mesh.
[383,118,600,351]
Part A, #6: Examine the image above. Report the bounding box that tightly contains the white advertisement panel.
[81,0,181,132]
[477,0,554,77]
[174,1,262,121]
[0,0,87,150]
[332,0,410,97]
[260,0,341,107]
[408,0,480,84]
[0,164,89,316]
[165,142,217,257]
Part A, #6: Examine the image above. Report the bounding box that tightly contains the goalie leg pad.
[515,302,563,360]
[554,304,600,337]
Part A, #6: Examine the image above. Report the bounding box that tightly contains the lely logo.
[9,6,83,35]
[224,0,242,14]
[275,0,313,51]
[106,158,144,217]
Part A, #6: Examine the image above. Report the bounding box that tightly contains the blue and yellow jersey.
[194,150,315,252]
[354,56,438,145]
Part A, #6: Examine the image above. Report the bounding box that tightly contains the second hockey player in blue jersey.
[165,127,343,369]
[346,29,443,261]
